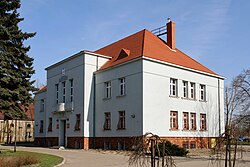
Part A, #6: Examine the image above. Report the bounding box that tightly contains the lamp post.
[14,119,17,152]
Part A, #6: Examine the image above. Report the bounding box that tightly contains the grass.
[0,150,63,167]
[238,141,250,145]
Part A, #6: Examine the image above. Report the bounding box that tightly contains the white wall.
[34,91,46,138]
[95,60,143,137]
[142,59,224,138]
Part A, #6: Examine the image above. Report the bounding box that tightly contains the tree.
[0,0,37,120]
[223,69,250,167]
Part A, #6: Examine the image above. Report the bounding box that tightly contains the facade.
[0,105,34,143]
[34,21,224,150]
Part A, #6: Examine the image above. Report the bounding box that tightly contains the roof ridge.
[141,29,146,56]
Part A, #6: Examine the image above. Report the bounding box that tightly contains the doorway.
[60,120,66,147]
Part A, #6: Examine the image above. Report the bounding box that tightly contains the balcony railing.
[54,102,74,113]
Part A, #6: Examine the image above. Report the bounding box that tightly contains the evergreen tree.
[0,0,37,119]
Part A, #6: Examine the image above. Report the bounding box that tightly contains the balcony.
[56,103,65,112]
[54,102,74,113]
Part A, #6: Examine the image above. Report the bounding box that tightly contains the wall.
[95,60,143,138]
[142,59,224,138]
[0,120,34,143]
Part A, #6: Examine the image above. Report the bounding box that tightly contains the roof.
[0,104,34,121]
[36,86,47,94]
[95,29,218,76]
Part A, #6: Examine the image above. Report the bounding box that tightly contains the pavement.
[0,145,250,167]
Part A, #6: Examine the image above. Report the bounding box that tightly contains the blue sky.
[19,0,250,86]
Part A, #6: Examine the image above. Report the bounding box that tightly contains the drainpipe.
[218,78,221,136]
[93,74,96,148]
[93,57,98,149]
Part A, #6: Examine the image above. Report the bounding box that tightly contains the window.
[170,78,177,96]
[190,113,196,130]
[48,117,52,132]
[200,84,206,101]
[170,111,178,129]
[75,114,80,131]
[39,120,44,133]
[70,79,73,102]
[200,114,207,130]
[190,82,195,99]
[105,81,111,99]
[62,82,66,103]
[119,78,125,96]
[104,112,111,130]
[40,99,45,112]
[55,84,59,104]
[183,81,188,98]
[183,112,189,130]
[118,111,125,129]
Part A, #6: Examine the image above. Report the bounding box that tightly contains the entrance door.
[60,120,66,147]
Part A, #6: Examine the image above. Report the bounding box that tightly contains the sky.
[19,0,250,86]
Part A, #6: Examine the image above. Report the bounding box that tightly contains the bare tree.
[223,69,250,167]
[129,133,176,167]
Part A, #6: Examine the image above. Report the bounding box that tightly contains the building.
[0,104,34,143]
[34,21,224,150]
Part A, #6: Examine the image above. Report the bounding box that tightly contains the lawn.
[0,149,63,167]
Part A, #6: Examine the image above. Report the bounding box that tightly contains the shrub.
[156,140,189,156]
[0,154,39,167]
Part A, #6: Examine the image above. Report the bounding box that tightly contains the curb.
[54,156,66,167]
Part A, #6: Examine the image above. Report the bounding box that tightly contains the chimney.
[166,19,176,50]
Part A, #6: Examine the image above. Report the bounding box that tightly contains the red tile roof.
[0,104,34,120]
[36,86,47,94]
[95,29,218,76]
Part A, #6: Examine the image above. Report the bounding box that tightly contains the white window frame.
[62,81,66,103]
[105,81,111,99]
[70,79,73,102]
[190,113,196,130]
[190,82,195,99]
[170,78,177,96]
[183,112,189,130]
[183,81,188,98]
[170,111,178,129]
[55,84,59,104]
[200,114,207,130]
[104,112,111,130]
[199,84,206,101]
[118,111,125,129]
[119,78,125,96]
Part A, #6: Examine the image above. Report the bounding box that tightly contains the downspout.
[218,78,221,136]
[93,57,98,148]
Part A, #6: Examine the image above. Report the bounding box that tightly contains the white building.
[35,21,224,150]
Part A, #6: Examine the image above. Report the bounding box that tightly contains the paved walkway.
[1,145,250,167]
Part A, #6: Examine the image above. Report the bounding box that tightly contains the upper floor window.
[75,114,80,131]
[62,81,66,103]
[170,78,177,96]
[170,111,178,130]
[40,99,45,112]
[55,84,59,104]
[48,117,52,132]
[119,78,125,96]
[199,84,206,101]
[200,114,207,130]
[104,112,111,130]
[105,81,111,99]
[118,111,125,129]
[70,79,74,102]
[190,113,196,130]
[183,112,189,130]
[39,120,44,133]
[190,82,195,99]
[183,81,188,98]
